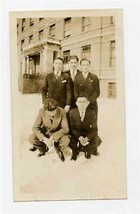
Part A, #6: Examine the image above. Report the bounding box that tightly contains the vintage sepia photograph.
[10,9,126,201]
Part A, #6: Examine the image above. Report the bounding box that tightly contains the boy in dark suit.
[69,94,102,160]
[42,57,72,113]
[65,55,81,109]
[74,58,100,119]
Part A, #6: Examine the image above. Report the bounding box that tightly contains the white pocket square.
[62,80,67,83]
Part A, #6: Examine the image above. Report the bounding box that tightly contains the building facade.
[17,16,116,97]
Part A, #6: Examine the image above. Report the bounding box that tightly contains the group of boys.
[29,56,102,161]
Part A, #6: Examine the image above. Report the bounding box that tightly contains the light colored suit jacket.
[32,107,69,141]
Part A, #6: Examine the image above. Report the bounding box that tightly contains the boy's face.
[76,97,89,111]
[53,59,63,72]
[69,58,78,70]
[80,60,90,74]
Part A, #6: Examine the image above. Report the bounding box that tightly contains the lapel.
[82,108,89,123]
[78,73,87,90]
[43,110,52,128]
[57,73,64,83]
[50,72,62,93]
[50,107,61,130]
[43,108,61,130]
[75,108,82,124]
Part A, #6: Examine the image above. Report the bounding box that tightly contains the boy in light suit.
[29,98,70,161]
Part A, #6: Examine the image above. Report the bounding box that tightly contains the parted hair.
[53,57,64,64]
[69,55,79,62]
[76,92,89,101]
[80,58,91,65]
[44,98,58,111]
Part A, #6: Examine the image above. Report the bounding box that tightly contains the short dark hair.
[53,57,64,64]
[44,98,58,111]
[69,55,79,62]
[80,58,91,65]
[76,92,89,101]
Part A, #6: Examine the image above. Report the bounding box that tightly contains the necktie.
[71,71,75,81]
[80,112,84,122]
[50,116,54,123]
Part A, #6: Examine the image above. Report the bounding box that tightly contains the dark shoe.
[29,146,37,152]
[93,149,100,156]
[85,152,91,159]
[37,147,49,157]
[54,141,65,162]
[55,148,65,162]
[71,154,77,161]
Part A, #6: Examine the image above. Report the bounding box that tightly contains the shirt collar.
[70,69,77,76]
[54,71,62,77]
[82,72,89,79]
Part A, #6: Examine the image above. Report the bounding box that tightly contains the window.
[21,39,24,51]
[17,23,19,35]
[110,16,115,24]
[110,40,116,67]
[49,24,55,38]
[39,18,44,21]
[38,29,44,40]
[29,18,34,26]
[53,51,58,61]
[21,18,25,32]
[29,35,33,44]
[63,50,70,64]
[81,45,91,60]
[82,17,91,31]
[64,17,71,38]
[108,82,116,98]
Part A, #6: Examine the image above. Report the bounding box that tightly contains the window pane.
[108,83,116,98]
[64,18,71,38]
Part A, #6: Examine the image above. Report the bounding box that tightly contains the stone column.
[22,57,26,75]
[39,51,43,74]
[42,46,47,74]
[26,56,29,74]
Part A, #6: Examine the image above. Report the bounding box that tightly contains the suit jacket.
[42,72,72,108]
[32,107,69,142]
[74,72,100,106]
[69,108,98,140]
[65,69,81,108]
[65,69,81,82]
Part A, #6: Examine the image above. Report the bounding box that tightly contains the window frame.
[110,40,116,67]
[81,45,91,60]
[82,17,91,32]
[64,17,71,38]
[38,29,44,40]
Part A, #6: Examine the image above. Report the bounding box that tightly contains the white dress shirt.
[70,70,77,81]
[79,110,86,122]
[82,72,89,79]
[54,71,62,79]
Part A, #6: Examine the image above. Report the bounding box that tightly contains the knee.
[28,134,37,144]
[93,135,102,147]
[59,135,70,149]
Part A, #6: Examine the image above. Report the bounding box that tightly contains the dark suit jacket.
[74,72,100,107]
[65,69,81,108]
[65,69,81,81]
[32,107,69,142]
[69,108,98,140]
[42,72,72,108]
